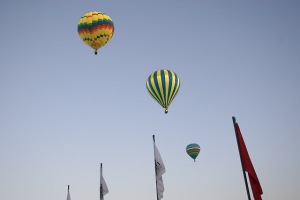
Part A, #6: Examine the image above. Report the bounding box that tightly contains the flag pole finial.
[232,116,236,123]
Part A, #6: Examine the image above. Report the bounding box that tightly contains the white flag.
[100,167,109,200]
[67,186,71,200]
[154,142,166,200]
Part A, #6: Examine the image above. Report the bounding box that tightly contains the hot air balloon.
[186,143,200,162]
[77,11,114,55]
[146,69,180,114]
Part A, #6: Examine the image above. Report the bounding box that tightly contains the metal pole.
[100,163,103,200]
[153,135,159,200]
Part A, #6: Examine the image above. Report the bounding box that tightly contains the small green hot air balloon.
[186,143,200,162]
[146,69,180,114]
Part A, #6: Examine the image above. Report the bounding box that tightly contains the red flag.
[234,122,263,200]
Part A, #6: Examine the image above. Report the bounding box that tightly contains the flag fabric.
[67,186,71,200]
[234,122,263,200]
[154,142,166,200]
[100,167,109,200]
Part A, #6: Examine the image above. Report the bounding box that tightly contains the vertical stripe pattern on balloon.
[146,69,180,113]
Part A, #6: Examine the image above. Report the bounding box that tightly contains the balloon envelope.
[146,69,180,113]
[77,11,114,54]
[186,143,200,161]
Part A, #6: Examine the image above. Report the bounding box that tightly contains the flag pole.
[153,135,159,200]
[100,163,102,175]
[67,185,71,200]
[232,116,251,200]
[100,163,103,200]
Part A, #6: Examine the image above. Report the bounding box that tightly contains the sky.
[0,0,300,200]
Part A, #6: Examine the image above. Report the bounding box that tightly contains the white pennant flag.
[67,186,71,200]
[154,142,166,200]
[100,165,109,200]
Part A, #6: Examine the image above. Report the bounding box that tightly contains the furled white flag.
[154,141,166,200]
[67,185,71,200]
[100,164,109,200]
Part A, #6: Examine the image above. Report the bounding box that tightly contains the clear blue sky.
[1,0,299,199]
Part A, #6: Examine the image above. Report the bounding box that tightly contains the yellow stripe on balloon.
[157,70,166,107]
[150,74,164,106]
[170,71,176,102]
[164,70,170,106]
[170,72,180,104]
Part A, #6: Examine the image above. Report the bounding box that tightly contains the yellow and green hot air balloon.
[77,11,114,55]
[146,69,180,114]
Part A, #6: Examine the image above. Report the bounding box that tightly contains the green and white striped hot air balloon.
[186,143,200,162]
[146,69,180,114]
